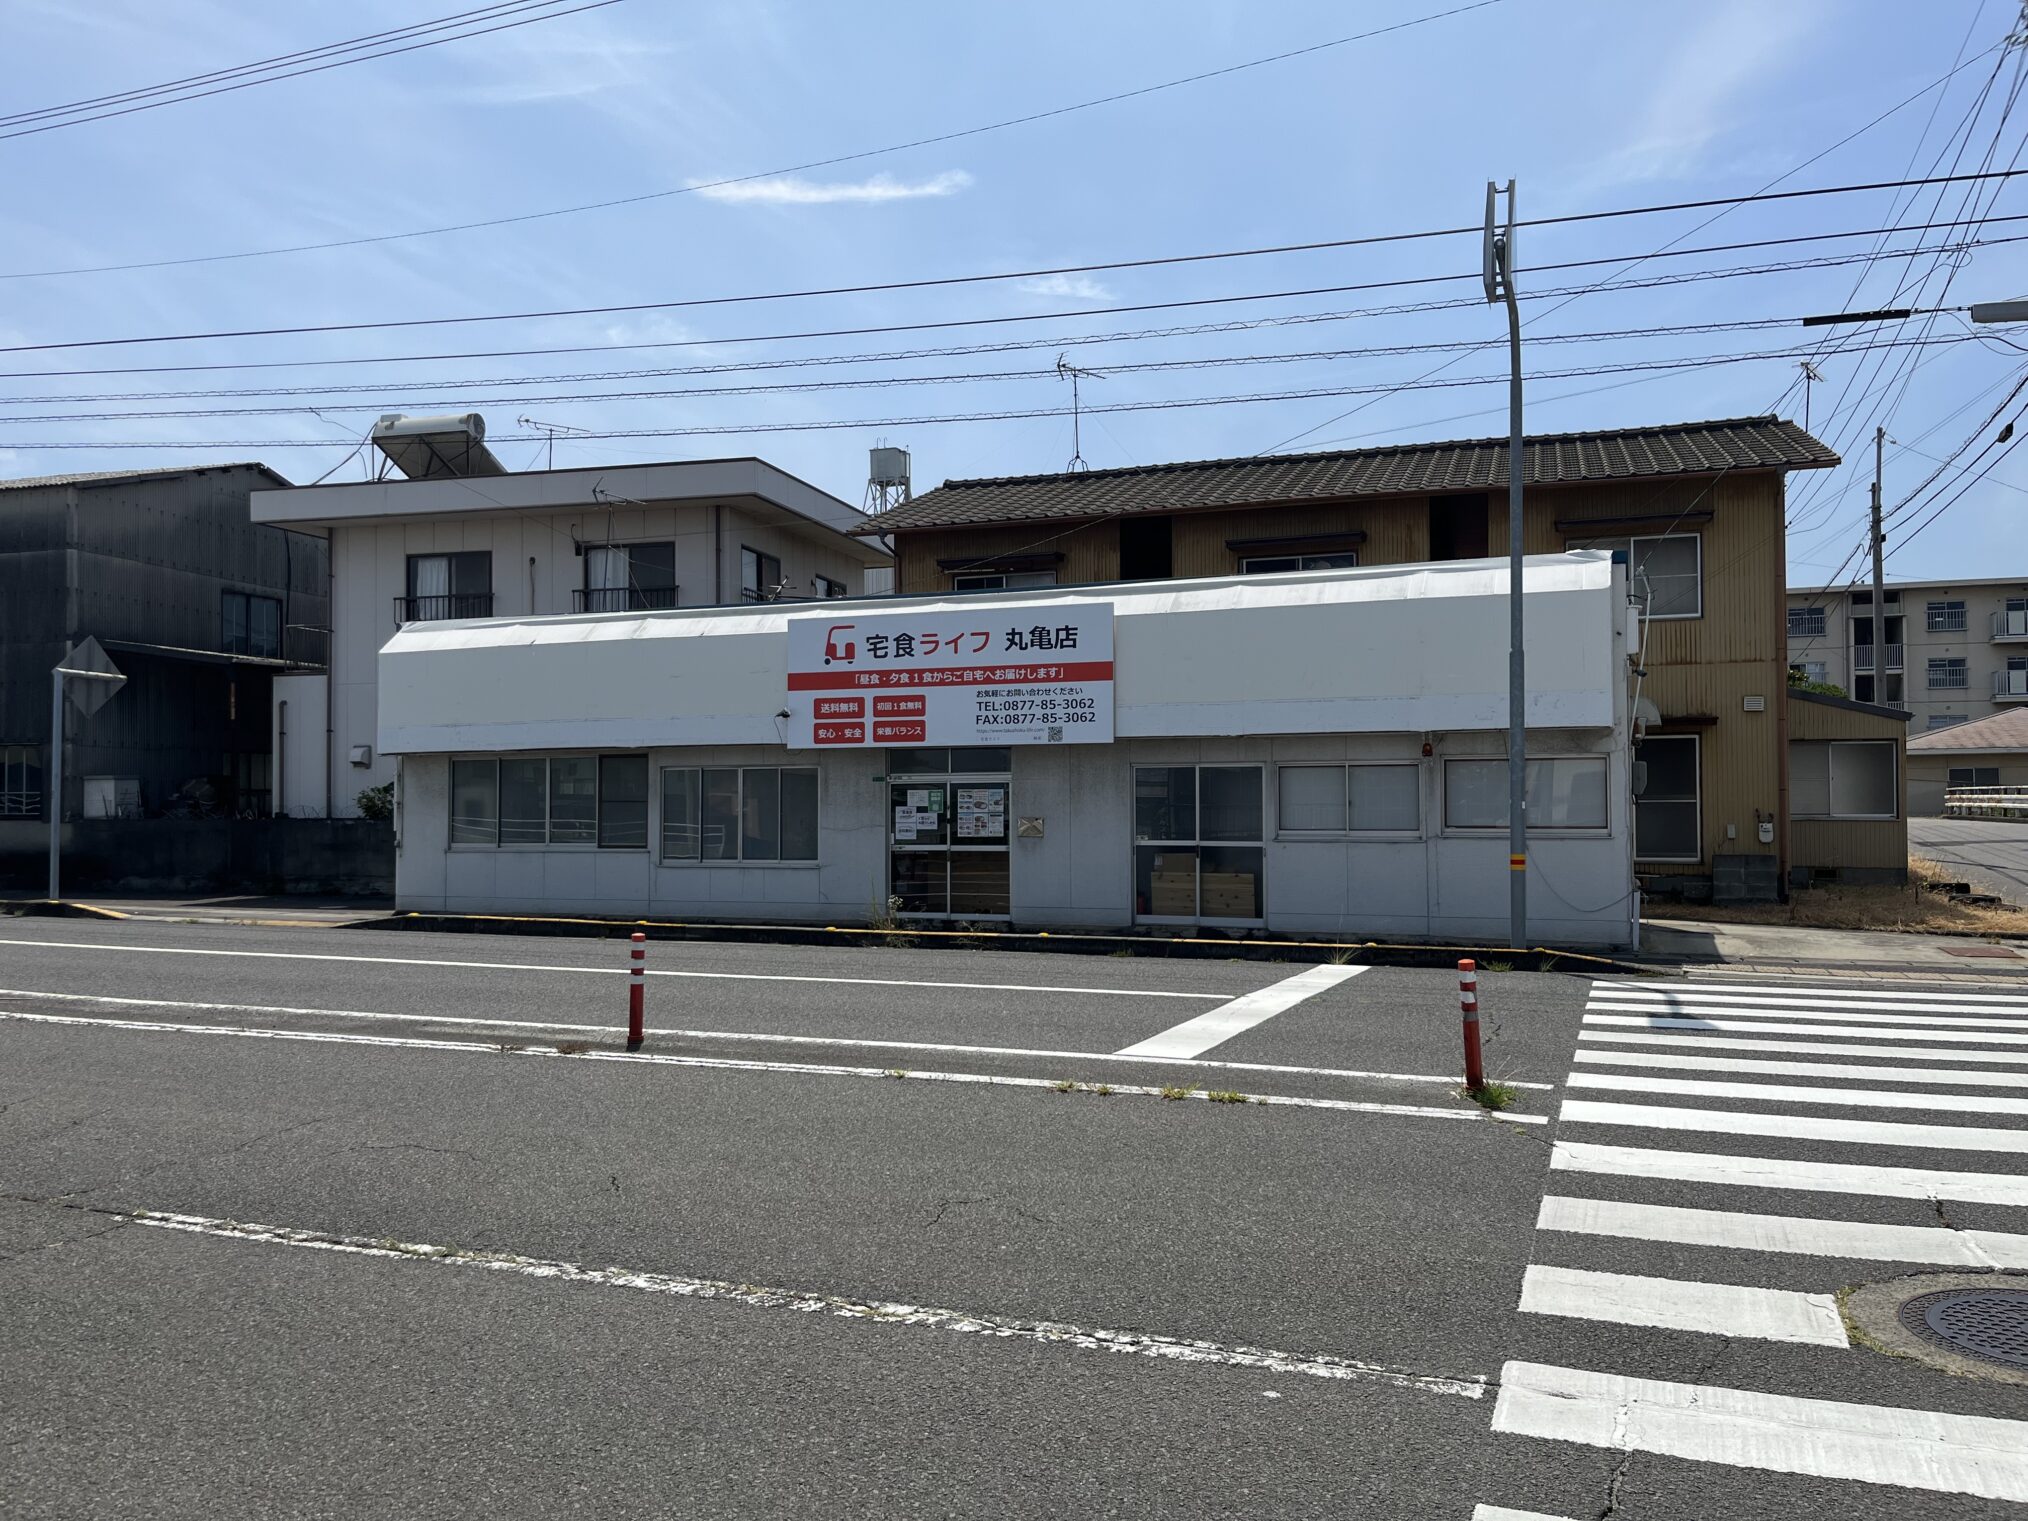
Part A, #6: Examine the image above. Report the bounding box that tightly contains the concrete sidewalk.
[0,891,390,927]
[1642,916,2028,977]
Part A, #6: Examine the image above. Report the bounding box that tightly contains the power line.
[0,334,1987,444]
[0,1,624,143]
[0,333,1978,426]
[1,1,573,128]
[8,196,2027,358]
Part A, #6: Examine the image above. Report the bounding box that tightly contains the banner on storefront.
[786,604,1114,748]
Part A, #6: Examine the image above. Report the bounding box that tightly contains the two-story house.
[857,415,1887,900]
[247,418,891,817]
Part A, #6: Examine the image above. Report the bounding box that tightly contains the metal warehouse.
[378,551,1641,946]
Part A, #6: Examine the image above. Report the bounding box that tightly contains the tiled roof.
[858,416,1837,534]
[1909,707,2028,754]
[0,462,282,492]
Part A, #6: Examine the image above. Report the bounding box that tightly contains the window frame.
[1441,755,1612,833]
[1274,762,1421,837]
[447,753,656,849]
[1787,605,1826,638]
[1927,656,1969,690]
[221,589,283,658]
[1567,531,1703,620]
[582,541,676,613]
[658,764,820,864]
[1926,599,1968,632]
[1239,551,1361,575]
[1949,766,2000,788]
[1790,739,1899,821]
[740,545,784,603]
[1132,763,1266,925]
[815,573,848,599]
[950,569,1058,592]
[1632,734,1701,864]
[0,743,45,819]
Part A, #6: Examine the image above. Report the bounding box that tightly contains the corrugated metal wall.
[1788,694,1909,872]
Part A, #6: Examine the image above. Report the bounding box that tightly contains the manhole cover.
[1898,1289,2028,1369]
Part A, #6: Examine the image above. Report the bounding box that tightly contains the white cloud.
[690,170,972,205]
[1017,273,1113,302]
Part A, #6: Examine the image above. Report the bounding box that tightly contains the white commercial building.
[379,552,1641,946]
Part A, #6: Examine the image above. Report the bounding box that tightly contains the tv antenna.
[1056,354,1106,472]
[1797,361,1824,433]
[517,414,594,470]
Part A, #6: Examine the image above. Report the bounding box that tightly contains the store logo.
[823,624,857,665]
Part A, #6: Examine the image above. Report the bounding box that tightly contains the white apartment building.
[249,418,891,817]
[1787,573,2028,734]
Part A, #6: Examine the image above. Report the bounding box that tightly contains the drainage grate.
[1898,1289,2028,1370]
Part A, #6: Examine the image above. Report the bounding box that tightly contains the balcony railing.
[1994,608,2028,640]
[1996,668,2028,700]
[574,586,679,613]
[1852,643,1904,673]
[395,592,495,625]
[0,789,41,819]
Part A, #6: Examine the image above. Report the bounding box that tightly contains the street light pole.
[1485,179,1526,950]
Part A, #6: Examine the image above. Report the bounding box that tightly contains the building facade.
[0,463,327,837]
[249,453,891,817]
[1787,573,2028,732]
[1907,707,2028,816]
[378,555,1641,946]
[858,416,1844,899]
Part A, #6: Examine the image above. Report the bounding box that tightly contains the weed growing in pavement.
[885,1068,909,1079]
[1094,1083,1114,1096]
[1464,1080,1521,1112]
[1159,1084,1199,1102]
[1481,960,1513,974]
[1205,1090,1248,1104]
[1327,947,1361,966]
[554,1041,590,1055]
[1052,1079,1079,1093]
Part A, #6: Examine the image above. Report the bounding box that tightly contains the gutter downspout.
[277,700,287,818]
[714,504,724,604]
[324,550,335,819]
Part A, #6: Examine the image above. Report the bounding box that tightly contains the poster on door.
[787,605,1114,748]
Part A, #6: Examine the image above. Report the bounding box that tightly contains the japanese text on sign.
[787,605,1114,748]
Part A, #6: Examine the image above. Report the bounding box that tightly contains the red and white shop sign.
[787,605,1114,748]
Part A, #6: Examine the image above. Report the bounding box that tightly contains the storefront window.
[1278,764,1419,833]
[1133,764,1263,921]
[450,754,648,848]
[662,767,819,862]
[1443,757,1609,830]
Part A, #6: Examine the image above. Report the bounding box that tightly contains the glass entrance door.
[888,748,1013,919]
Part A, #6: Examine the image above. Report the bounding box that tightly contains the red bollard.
[1458,958,1484,1091]
[627,932,646,1050]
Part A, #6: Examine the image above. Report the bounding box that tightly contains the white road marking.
[0,936,1225,1000]
[1517,1265,1847,1347]
[1566,1070,2028,1116]
[67,1205,1489,1398]
[1493,1361,2028,1501]
[1577,1028,2028,1065]
[1587,999,2028,1030]
[1472,1509,1581,1521]
[0,987,1554,1089]
[1572,1047,2028,1088]
[1583,1013,2028,1045]
[1559,1098,2028,1154]
[0,1009,1544,1123]
[1550,1140,2028,1209]
[1114,964,1365,1059]
[1537,1194,2028,1268]
[1602,979,2028,1007]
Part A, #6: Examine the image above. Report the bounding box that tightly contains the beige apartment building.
[1786,573,2028,735]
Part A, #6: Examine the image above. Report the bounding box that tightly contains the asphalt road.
[1912,816,2028,904]
[3,918,2026,1518]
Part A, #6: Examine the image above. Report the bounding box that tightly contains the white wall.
[271,672,328,817]
[328,502,872,812]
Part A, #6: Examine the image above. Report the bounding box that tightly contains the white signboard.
[788,605,1114,749]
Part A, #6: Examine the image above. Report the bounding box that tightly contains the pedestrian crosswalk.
[1476,974,2028,1514]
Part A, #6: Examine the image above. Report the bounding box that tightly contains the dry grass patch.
[1657,857,2028,937]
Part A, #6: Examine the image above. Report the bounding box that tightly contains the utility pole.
[1870,425,1887,689]
[1484,179,1526,950]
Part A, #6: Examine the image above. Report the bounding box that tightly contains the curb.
[361,910,1652,975]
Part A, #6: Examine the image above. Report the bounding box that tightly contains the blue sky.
[4,0,2024,586]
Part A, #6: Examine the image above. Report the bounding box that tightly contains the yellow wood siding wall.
[1787,695,1909,872]
[892,472,1795,875]
[893,521,1119,595]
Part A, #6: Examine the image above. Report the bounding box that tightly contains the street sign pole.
[46,639,127,903]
